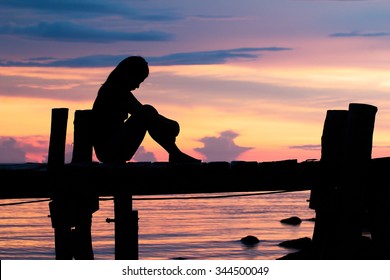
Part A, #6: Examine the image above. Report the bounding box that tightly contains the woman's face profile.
[127,76,146,91]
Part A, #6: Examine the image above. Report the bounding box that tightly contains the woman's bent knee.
[141,104,158,117]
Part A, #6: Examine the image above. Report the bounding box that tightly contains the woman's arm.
[127,91,143,114]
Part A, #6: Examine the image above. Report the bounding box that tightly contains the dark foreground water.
[0,190,315,260]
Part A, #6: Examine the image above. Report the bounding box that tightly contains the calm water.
[0,191,315,260]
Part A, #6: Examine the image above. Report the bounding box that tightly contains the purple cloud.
[0,137,27,163]
[0,21,174,43]
[195,130,252,162]
[330,31,390,37]
[289,145,321,151]
[132,146,157,162]
[0,0,183,21]
[0,47,292,67]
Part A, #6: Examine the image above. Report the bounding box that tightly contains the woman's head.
[106,56,149,90]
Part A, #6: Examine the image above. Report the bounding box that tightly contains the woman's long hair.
[104,56,149,87]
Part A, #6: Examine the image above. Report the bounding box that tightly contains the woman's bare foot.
[169,151,201,164]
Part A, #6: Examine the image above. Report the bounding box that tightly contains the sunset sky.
[1,0,390,163]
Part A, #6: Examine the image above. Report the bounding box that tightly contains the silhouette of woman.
[92,56,200,164]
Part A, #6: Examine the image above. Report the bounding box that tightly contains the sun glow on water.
[0,191,314,260]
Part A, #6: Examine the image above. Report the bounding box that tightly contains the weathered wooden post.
[310,109,349,259]
[114,189,138,260]
[311,103,377,259]
[48,108,69,167]
[72,109,139,259]
[338,103,377,259]
[69,109,98,260]
[367,158,390,259]
[48,108,99,260]
[71,109,139,259]
[72,110,94,163]
[47,108,72,259]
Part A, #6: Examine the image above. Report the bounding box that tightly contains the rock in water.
[241,235,260,246]
[279,237,312,249]
[280,216,302,225]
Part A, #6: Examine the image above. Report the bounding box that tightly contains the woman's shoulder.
[98,84,129,98]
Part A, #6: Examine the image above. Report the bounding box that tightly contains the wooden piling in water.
[367,158,390,259]
[114,190,139,260]
[48,108,98,260]
[72,110,93,163]
[311,103,378,259]
[310,109,348,259]
[72,109,139,260]
[69,109,97,260]
[48,108,68,168]
[337,103,377,259]
[47,108,72,259]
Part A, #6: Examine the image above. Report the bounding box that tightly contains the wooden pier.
[1,103,390,260]
[0,159,313,199]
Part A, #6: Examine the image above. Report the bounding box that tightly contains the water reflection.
[0,191,314,260]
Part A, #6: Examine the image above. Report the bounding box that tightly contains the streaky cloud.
[290,144,390,154]
[189,15,251,22]
[330,31,390,37]
[295,0,368,1]
[0,54,126,67]
[289,145,321,151]
[0,47,292,67]
[0,0,183,21]
[0,21,174,43]
[147,47,292,66]
[373,145,390,149]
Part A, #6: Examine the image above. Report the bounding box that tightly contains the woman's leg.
[122,111,148,161]
[122,104,172,161]
[137,105,200,163]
